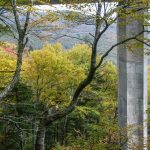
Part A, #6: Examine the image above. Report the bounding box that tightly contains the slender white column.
[117,7,148,150]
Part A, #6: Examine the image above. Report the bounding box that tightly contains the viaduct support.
[117,5,148,150]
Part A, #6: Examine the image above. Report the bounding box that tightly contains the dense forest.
[0,0,150,150]
[0,42,118,150]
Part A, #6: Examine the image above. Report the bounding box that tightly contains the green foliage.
[0,0,149,149]
[0,82,34,150]
[60,62,119,150]
[38,44,119,150]
[66,44,91,70]
[1,42,150,150]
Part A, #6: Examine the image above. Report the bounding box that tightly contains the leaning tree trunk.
[35,121,46,150]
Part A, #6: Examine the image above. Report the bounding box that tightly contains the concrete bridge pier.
[117,7,148,150]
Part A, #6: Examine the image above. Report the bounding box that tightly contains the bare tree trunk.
[0,42,24,100]
[61,115,68,145]
[0,0,30,101]
[35,122,46,150]
[32,117,36,150]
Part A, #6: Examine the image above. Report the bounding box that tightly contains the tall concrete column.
[117,6,148,150]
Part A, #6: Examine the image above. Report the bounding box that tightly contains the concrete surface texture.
[117,7,148,150]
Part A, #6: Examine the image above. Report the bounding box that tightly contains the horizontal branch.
[96,30,150,69]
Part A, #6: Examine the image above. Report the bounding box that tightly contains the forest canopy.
[0,0,150,150]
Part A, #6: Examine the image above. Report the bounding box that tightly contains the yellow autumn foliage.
[22,44,85,106]
[66,44,91,69]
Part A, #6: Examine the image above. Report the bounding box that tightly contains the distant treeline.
[33,0,114,5]
[0,0,114,6]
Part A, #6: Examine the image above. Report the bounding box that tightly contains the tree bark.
[35,122,46,150]
[61,115,68,145]
[0,0,30,101]
[0,42,24,100]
